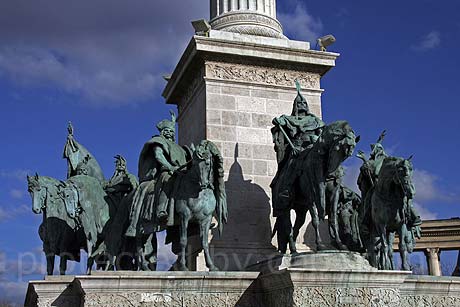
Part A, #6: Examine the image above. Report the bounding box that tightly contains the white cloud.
[9,189,24,200]
[0,0,208,106]
[0,280,28,306]
[0,169,31,181]
[278,1,324,43]
[0,204,29,223]
[413,169,457,203]
[413,201,438,220]
[412,31,441,51]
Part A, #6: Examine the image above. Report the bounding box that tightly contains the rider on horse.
[271,80,325,216]
[126,111,190,237]
[358,132,422,229]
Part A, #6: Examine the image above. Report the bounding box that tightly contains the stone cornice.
[162,31,339,104]
[394,218,460,251]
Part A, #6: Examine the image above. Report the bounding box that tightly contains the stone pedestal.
[25,269,460,307]
[163,29,339,271]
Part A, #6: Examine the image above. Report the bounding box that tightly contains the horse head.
[57,182,81,219]
[27,173,47,214]
[321,121,359,175]
[191,141,214,190]
[395,157,415,200]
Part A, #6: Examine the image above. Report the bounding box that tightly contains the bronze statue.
[27,174,85,275]
[59,174,113,274]
[125,111,191,270]
[364,156,419,270]
[171,140,227,271]
[63,122,105,183]
[271,82,359,253]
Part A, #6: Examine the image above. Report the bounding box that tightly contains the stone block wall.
[198,60,324,270]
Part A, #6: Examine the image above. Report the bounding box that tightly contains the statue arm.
[154,147,176,173]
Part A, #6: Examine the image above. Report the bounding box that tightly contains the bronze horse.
[27,174,85,275]
[172,140,227,271]
[274,121,359,253]
[366,157,416,270]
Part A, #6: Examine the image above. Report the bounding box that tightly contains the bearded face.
[161,127,175,141]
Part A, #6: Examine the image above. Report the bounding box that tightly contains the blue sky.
[1,0,460,304]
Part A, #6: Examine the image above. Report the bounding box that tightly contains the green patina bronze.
[27,174,85,275]
[271,81,359,253]
[27,79,424,274]
[357,133,422,271]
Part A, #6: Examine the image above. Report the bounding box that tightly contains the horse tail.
[271,217,280,238]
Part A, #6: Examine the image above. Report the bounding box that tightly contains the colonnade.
[210,0,277,19]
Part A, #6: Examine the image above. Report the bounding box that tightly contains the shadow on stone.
[210,143,274,271]
[235,271,294,307]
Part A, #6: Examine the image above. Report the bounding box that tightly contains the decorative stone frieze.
[206,62,321,89]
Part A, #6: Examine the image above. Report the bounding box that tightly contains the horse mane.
[321,121,354,142]
[67,175,109,230]
[36,176,76,225]
[377,157,404,189]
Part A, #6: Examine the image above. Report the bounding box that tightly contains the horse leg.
[59,254,67,275]
[329,187,347,250]
[46,253,55,275]
[146,233,157,271]
[398,225,410,271]
[178,215,189,271]
[291,207,307,255]
[201,217,218,271]
[388,232,395,270]
[135,236,144,271]
[377,225,389,270]
[86,241,94,275]
[275,213,291,254]
[310,206,326,251]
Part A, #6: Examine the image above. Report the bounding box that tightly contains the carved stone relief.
[206,62,321,89]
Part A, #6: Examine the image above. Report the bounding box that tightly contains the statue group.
[27,81,421,275]
[28,115,227,274]
[271,81,422,271]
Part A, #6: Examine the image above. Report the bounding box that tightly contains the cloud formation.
[0,0,208,106]
[412,31,441,51]
[278,1,323,43]
[0,204,29,223]
[0,169,31,181]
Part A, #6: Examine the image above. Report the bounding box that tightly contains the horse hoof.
[317,244,327,251]
[209,265,219,272]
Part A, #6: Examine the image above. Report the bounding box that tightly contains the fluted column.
[222,0,229,13]
[209,0,284,39]
[231,0,238,11]
[425,248,442,276]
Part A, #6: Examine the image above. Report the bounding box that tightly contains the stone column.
[209,0,285,39]
[452,250,460,276]
[425,248,442,276]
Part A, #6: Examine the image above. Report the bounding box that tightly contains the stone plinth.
[162,29,339,271]
[25,269,460,306]
[247,251,378,273]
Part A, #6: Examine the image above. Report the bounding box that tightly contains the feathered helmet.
[156,110,176,132]
[370,130,386,158]
[291,79,310,116]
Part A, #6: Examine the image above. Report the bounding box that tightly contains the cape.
[281,113,325,137]
[138,135,188,182]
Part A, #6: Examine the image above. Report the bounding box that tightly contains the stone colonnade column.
[425,248,442,276]
[209,0,284,39]
[211,0,277,18]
